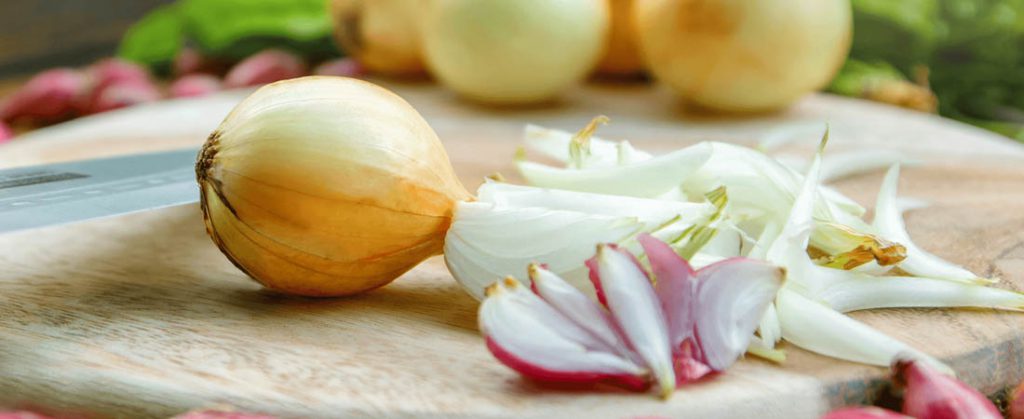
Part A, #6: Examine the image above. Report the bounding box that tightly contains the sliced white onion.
[776,288,949,372]
[517,143,712,198]
[448,182,722,298]
[595,244,676,397]
[821,149,919,183]
[639,234,698,351]
[774,149,919,183]
[477,181,712,225]
[757,122,831,152]
[873,165,992,284]
[523,123,652,166]
[445,202,642,299]
[757,302,783,347]
[529,264,637,360]
[694,258,785,370]
[897,197,931,213]
[815,276,1024,313]
[480,279,647,376]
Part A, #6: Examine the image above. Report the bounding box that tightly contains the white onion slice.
[873,165,993,284]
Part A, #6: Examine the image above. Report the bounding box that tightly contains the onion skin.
[197,76,470,297]
[328,0,426,76]
[634,0,852,112]
[820,407,909,419]
[422,0,611,104]
[893,358,1001,419]
[0,121,13,143]
[1011,379,1024,419]
[0,68,88,123]
[169,74,223,98]
[597,0,645,76]
[224,49,308,88]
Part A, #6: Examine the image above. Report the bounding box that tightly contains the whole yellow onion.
[634,0,852,112]
[596,0,644,76]
[328,0,427,76]
[422,0,611,104]
[196,76,470,296]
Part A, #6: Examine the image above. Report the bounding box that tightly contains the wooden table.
[0,81,1023,418]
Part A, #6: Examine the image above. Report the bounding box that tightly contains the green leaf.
[841,0,1024,141]
[849,0,943,72]
[117,4,185,74]
[179,0,337,61]
[827,59,909,96]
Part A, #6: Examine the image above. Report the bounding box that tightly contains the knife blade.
[0,148,201,234]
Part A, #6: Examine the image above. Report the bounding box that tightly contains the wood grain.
[1,81,1023,418]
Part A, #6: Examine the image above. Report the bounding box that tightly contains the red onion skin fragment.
[639,235,698,351]
[80,59,155,113]
[485,337,650,391]
[313,58,366,78]
[528,263,636,361]
[174,48,230,77]
[1,68,88,123]
[894,358,1001,419]
[639,233,783,379]
[637,235,713,383]
[224,49,308,88]
[0,121,13,143]
[170,74,223,98]
[87,59,151,93]
[480,236,782,397]
[586,244,649,309]
[1011,380,1024,419]
[593,243,676,397]
[672,339,712,382]
[585,256,610,307]
[480,278,650,393]
[820,407,910,419]
[87,78,163,114]
[175,48,205,76]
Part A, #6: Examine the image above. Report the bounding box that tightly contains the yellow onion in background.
[328,0,427,76]
[635,0,852,112]
[197,76,471,297]
[596,0,645,76]
[422,0,611,104]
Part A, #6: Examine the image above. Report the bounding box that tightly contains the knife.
[0,148,201,234]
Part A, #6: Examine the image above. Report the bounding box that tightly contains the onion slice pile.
[494,119,1024,371]
[478,235,784,398]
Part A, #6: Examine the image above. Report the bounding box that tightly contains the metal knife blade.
[0,148,201,234]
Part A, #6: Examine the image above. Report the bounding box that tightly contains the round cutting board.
[1,80,1023,418]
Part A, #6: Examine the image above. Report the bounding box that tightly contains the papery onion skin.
[197,76,470,297]
[328,0,427,76]
[422,0,611,104]
[596,0,645,76]
[634,0,852,112]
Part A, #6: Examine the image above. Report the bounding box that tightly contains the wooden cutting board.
[2,80,1024,418]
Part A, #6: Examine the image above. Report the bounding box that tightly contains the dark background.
[0,0,173,76]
